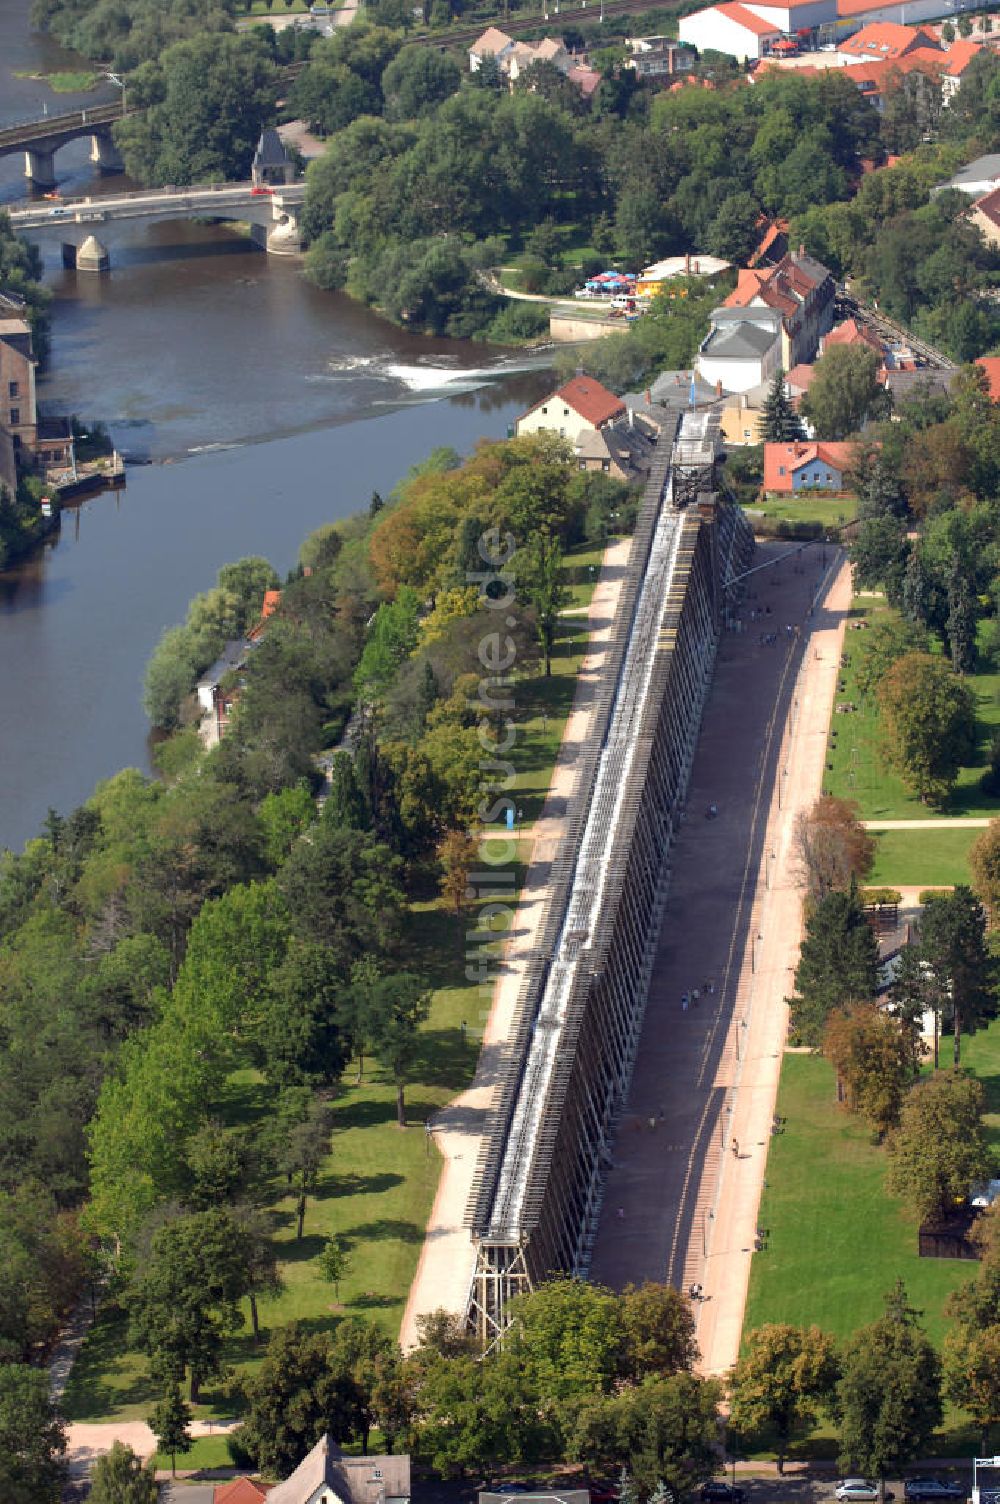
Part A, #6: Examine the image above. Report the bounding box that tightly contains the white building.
[679,1,783,59]
[468,25,515,70]
[516,375,626,443]
[696,307,783,393]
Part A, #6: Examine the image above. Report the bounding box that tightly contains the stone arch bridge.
[0,103,126,188]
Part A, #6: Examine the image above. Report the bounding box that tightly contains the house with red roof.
[970,186,1000,249]
[764,440,857,493]
[975,356,1000,401]
[516,376,626,442]
[214,1480,274,1504]
[723,248,835,367]
[839,21,939,58]
[822,317,884,358]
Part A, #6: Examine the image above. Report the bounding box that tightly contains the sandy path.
[398,533,633,1349]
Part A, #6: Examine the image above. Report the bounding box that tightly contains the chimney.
[693,259,700,274]
[715,378,723,397]
[685,252,691,272]
[628,407,634,429]
[646,388,652,403]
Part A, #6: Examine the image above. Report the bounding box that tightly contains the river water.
[0,0,551,851]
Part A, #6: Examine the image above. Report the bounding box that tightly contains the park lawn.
[152,1436,234,1473]
[62,612,590,1423]
[561,540,611,610]
[743,1054,972,1354]
[822,597,1000,821]
[752,495,858,528]
[742,1031,1000,1458]
[867,828,976,887]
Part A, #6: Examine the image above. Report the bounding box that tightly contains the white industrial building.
[680,0,979,60]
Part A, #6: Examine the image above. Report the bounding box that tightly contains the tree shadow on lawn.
[409,1027,478,1092]
[339,1218,424,1248]
[332,1095,398,1131]
[271,1231,328,1264]
[322,1170,405,1199]
[60,1307,159,1421]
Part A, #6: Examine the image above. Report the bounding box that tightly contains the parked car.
[837,1482,894,1503]
[701,1484,747,1504]
[250,186,275,196]
[970,1179,1000,1208]
[904,1482,965,1501]
[48,206,69,217]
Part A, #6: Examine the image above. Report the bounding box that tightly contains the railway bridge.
[0,103,125,189]
[465,412,754,1346]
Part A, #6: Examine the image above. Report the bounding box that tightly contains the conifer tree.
[761,370,805,443]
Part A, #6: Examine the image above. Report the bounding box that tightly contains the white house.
[696,307,782,393]
[268,1438,410,1504]
[468,25,515,70]
[679,1,783,59]
[516,375,626,443]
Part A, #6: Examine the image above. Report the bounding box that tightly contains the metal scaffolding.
[465,413,753,1346]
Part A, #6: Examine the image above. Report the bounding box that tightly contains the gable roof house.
[764,440,856,492]
[678,1,783,60]
[267,1437,410,1504]
[838,21,939,58]
[696,307,783,393]
[469,26,515,70]
[723,249,835,368]
[214,1481,275,1504]
[516,376,626,442]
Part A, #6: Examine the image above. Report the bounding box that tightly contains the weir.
[465,412,754,1346]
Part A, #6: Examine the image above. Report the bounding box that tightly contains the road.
[7,181,304,230]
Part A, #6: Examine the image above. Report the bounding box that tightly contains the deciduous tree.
[794,795,875,903]
[822,1002,918,1139]
[800,345,889,440]
[149,1384,192,1477]
[942,1323,1000,1451]
[728,1324,838,1474]
[86,1441,157,1504]
[0,1363,66,1504]
[885,1070,993,1223]
[878,652,976,806]
[920,887,996,1064]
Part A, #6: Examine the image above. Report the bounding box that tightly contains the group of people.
[680,980,716,1012]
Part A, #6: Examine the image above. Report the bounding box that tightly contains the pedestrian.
[732,1138,740,1158]
[617,1206,625,1220]
[648,1115,656,1131]
[692,988,700,1004]
[681,993,689,1011]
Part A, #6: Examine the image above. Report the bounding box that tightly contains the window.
[825,472,832,483]
[8,381,18,399]
[541,405,547,413]
[9,408,18,426]
[778,465,786,476]
[743,428,751,440]
[12,434,20,451]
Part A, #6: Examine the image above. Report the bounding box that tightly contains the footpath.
[398,533,634,1348]
[588,546,852,1378]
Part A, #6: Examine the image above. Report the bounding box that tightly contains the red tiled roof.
[214,1481,274,1504]
[748,218,788,268]
[716,1,782,36]
[763,440,856,491]
[567,63,602,95]
[824,317,884,355]
[785,363,815,392]
[839,21,936,58]
[942,37,982,73]
[972,185,1000,230]
[522,376,626,428]
[975,356,1000,401]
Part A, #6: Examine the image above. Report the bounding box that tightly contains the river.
[0,0,552,852]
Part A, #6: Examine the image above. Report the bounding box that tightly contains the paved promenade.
[589,546,852,1376]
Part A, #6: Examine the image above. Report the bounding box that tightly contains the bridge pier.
[90,130,123,174]
[24,147,56,190]
[251,210,302,256]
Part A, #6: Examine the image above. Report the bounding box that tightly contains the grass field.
[743,1027,1000,1455]
[823,597,1000,822]
[750,495,858,528]
[13,68,98,90]
[61,607,595,1424]
[868,827,976,887]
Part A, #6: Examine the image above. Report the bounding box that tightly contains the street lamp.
[104,71,127,116]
